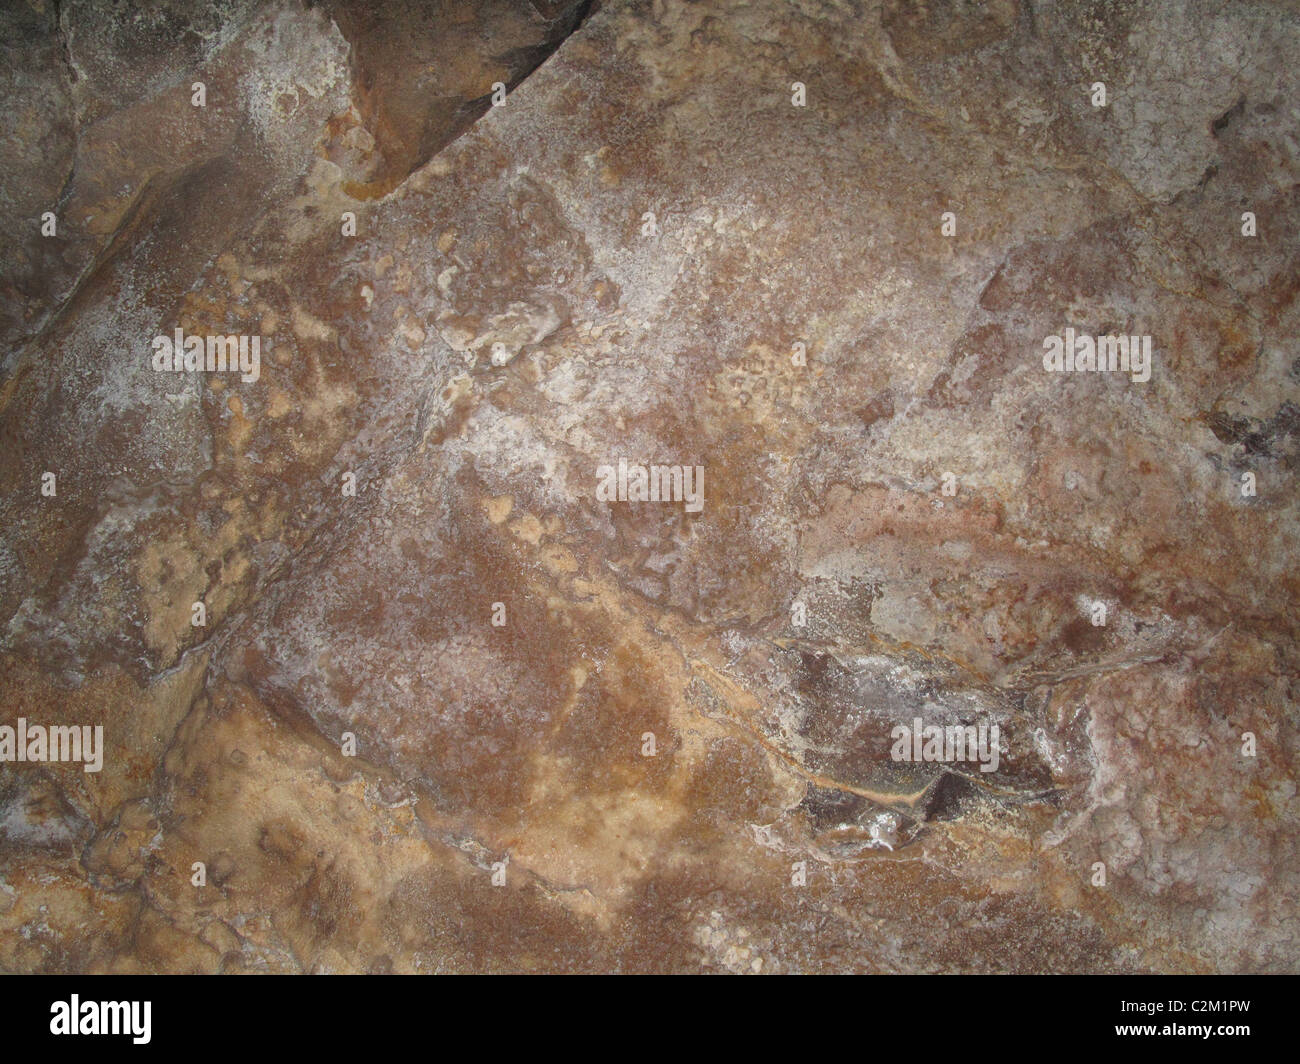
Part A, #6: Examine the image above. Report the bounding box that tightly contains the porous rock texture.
[1,0,1297,973]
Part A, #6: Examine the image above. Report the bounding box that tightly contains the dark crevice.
[1211,94,1247,137]
[326,0,598,196]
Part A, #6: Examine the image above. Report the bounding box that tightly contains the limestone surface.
[1,0,1297,973]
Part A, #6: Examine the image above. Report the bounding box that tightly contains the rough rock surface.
[1,0,1297,973]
